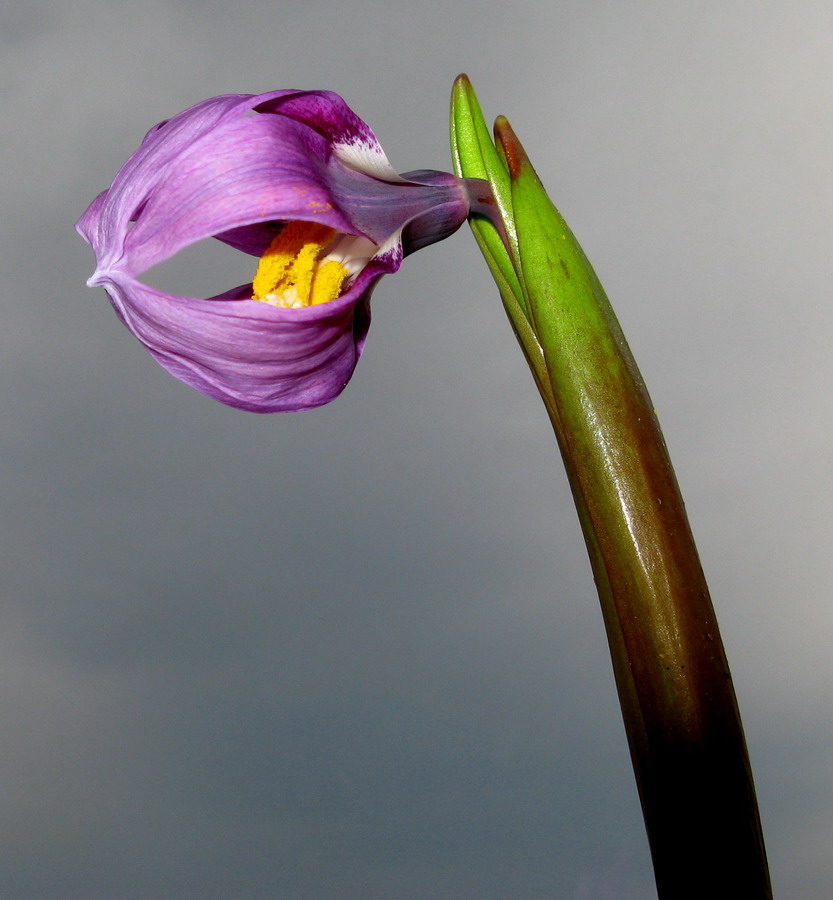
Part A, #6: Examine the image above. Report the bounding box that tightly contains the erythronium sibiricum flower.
[77,90,493,412]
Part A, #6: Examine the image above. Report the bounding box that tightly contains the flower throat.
[252,221,348,308]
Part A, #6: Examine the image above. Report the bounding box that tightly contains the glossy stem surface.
[496,117,771,897]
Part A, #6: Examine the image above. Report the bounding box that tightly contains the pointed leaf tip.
[449,75,526,312]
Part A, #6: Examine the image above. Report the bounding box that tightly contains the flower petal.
[120,114,358,276]
[94,255,398,412]
[86,102,474,281]
[77,94,270,270]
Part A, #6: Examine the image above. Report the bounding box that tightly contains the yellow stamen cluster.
[252,221,349,308]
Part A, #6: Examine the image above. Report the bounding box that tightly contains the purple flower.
[77,90,491,412]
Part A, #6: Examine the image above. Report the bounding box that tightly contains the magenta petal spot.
[77,90,488,412]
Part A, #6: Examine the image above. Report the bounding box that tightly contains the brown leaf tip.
[493,116,529,180]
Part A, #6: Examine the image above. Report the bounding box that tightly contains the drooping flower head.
[77,90,492,412]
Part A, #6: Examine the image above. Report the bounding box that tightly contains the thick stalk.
[494,117,771,897]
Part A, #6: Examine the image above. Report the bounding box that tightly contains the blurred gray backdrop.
[3,1,832,897]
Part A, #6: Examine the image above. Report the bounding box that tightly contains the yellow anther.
[251,221,349,308]
[310,259,348,305]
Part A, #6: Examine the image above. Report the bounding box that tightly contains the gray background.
[3,1,832,897]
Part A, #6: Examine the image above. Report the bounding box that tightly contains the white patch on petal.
[333,139,408,183]
[372,230,404,264]
[323,234,378,279]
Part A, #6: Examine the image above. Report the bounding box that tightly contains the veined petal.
[119,116,358,276]
[77,94,277,270]
[97,258,394,412]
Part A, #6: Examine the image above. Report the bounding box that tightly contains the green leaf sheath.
[451,76,771,898]
[450,76,555,412]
